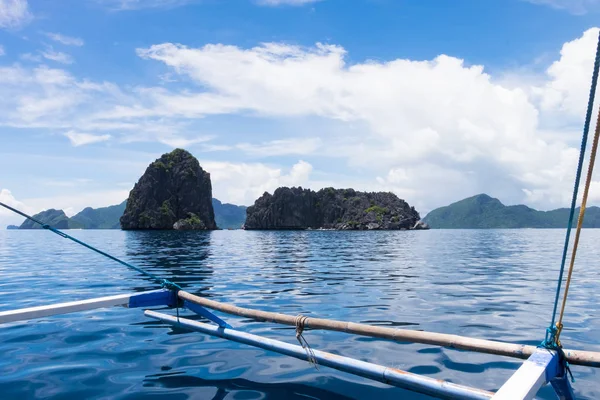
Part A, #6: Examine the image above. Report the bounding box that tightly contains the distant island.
[423,194,600,229]
[8,148,429,232]
[120,149,217,230]
[12,198,245,230]
[11,149,247,231]
[244,186,426,230]
[16,202,127,230]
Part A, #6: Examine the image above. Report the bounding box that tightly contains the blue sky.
[0,0,600,227]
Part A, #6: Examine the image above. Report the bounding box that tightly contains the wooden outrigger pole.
[0,288,597,399]
[178,290,600,368]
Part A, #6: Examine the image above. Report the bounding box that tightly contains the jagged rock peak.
[244,186,422,230]
[120,149,217,230]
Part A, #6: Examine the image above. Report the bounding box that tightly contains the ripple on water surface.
[0,229,599,399]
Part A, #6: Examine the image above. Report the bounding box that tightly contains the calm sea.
[0,229,599,399]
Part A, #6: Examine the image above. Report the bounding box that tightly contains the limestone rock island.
[244,187,423,230]
[120,149,217,230]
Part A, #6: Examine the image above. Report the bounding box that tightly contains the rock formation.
[19,209,69,229]
[244,187,422,230]
[120,149,217,230]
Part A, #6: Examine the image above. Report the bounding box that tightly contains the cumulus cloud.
[0,0,32,30]
[533,28,600,123]
[0,188,34,227]
[205,160,313,205]
[64,131,111,146]
[44,32,84,47]
[133,31,600,210]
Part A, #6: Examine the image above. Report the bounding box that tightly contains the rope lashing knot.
[161,279,182,292]
[541,325,558,349]
[295,315,318,370]
[539,325,574,383]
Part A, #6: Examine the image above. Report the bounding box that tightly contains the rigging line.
[0,201,181,292]
[546,30,600,345]
[555,100,600,345]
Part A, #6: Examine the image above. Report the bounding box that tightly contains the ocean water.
[0,229,599,400]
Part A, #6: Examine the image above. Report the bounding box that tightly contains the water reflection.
[124,231,213,292]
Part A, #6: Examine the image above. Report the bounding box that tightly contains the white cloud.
[0,45,4,56]
[41,47,74,64]
[0,188,35,227]
[256,0,322,6]
[237,138,321,156]
[533,28,600,122]
[44,32,84,47]
[132,31,600,210]
[522,0,600,14]
[0,0,32,30]
[205,160,313,205]
[64,131,111,146]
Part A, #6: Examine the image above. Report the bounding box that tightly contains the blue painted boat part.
[0,290,171,324]
[184,300,231,328]
[492,349,574,400]
[128,290,178,308]
[144,309,494,400]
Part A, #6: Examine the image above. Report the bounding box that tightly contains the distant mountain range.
[423,194,600,229]
[12,199,246,230]
[212,198,247,230]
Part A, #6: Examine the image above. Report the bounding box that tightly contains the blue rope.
[0,201,181,292]
[545,30,600,348]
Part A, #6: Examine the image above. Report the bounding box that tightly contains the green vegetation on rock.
[364,205,388,215]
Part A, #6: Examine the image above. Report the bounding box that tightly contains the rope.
[545,30,600,348]
[555,101,600,346]
[295,315,318,369]
[0,201,182,292]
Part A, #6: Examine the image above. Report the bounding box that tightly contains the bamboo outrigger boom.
[177,290,600,368]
